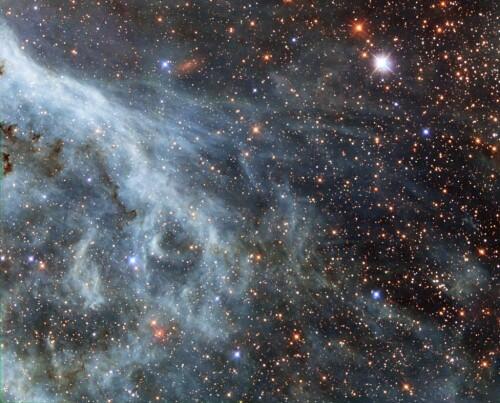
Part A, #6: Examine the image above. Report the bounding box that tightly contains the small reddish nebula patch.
[175,58,202,76]
[150,320,168,343]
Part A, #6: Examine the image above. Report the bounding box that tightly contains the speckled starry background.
[0,1,498,402]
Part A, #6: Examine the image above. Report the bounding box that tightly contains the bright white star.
[373,54,392,73]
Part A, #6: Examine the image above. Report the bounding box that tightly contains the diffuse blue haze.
[0,1,497,402]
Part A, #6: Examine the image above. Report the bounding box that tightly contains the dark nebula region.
[0,1,498,402]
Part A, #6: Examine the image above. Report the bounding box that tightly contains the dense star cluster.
[0,1,498,402]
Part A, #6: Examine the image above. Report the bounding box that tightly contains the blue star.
[371,290,382,300]
[422,128,431,137]
[160,60,172,73]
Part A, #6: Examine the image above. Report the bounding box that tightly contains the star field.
[0,1,498,402]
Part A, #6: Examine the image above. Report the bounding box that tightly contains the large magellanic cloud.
[0,1,497,401]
